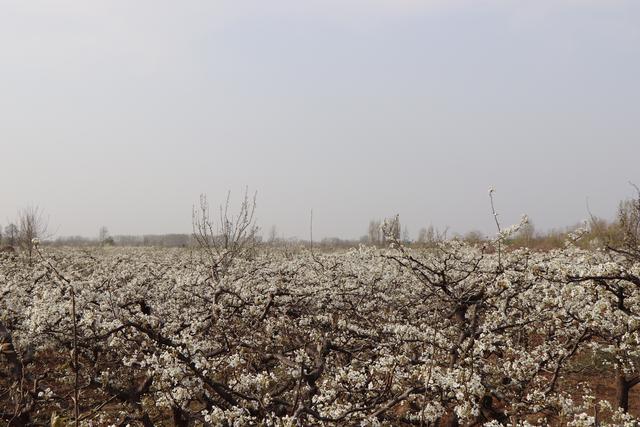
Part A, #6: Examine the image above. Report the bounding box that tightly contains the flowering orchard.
[2,232,640,426]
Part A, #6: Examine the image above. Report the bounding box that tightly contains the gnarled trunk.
[617,372,640,413]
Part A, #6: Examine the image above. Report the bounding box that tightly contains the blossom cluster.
[1,237,640,425]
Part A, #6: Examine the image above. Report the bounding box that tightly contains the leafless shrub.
[192,188,259,280]
[17,206,48,261]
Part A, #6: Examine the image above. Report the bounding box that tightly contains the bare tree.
[401,225,410,244]
[17,205,48,260]
[368,220,382,245]
[615,189,640,255]
[417,227,428,244]
[268,225,278,244]
[98,226,110,245]
[192,189,258,280]
[5,223,18,247]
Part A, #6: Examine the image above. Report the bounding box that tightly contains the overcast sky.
[1,0,639,240]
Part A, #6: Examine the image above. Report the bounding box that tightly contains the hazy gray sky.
[1,0,639,240]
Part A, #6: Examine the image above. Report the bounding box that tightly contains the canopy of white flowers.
[2,235,640,426]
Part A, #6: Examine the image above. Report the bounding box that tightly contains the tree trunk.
[617,373,631,413]
[171,406,189,427]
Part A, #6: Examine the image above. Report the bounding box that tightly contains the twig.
[489,188,502,268]
[77,394,119,422]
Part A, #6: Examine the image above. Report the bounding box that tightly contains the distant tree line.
[2,193,639,252]
[47,233,194,248]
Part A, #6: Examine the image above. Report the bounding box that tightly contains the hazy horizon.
[1,1,639,240]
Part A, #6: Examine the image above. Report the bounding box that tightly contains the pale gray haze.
[1,0,639,240]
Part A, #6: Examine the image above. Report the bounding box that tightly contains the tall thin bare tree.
[17,205,48,260]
